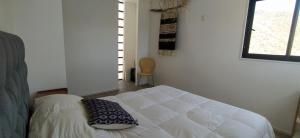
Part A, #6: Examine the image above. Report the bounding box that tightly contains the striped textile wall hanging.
[159,9,178,56]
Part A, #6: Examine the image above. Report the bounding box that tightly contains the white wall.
[136,0,151,84]
[149,0,300,134]
[124,2,137,81]
[0,0,9,32]
[0,0,14,32]
[0,0,5,29]
[62,0,118,96]
[1,0,67,94]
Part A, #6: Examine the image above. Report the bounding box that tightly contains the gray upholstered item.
[0,31,30,138]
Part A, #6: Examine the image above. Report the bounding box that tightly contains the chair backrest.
[139,58,155,74]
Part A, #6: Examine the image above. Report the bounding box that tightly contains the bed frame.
[0,31,30,138]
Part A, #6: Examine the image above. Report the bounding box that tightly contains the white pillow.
[33,94,83,114]
[29,94,97,138]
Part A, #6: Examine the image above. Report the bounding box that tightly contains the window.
[118,0,125,80]
[242,0,300,62]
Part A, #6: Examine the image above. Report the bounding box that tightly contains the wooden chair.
[138,58,155,86]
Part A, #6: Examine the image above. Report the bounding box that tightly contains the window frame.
[118,0,125,80]
[242,0,300,62]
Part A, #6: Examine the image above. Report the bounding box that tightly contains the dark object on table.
[130,68,136,82]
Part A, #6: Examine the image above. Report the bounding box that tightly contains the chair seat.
[138,72,153,76]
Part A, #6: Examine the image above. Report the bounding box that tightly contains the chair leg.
[152,75,155,86]
[146,76,149,85]
[138,75,142,86]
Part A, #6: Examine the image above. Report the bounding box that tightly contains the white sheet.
[29,85,275,138]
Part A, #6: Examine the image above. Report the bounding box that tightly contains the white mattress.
[29,86,275,138]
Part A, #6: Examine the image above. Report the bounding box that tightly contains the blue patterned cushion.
[81,99,138,130]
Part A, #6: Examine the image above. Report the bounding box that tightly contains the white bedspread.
[29,85,275,138]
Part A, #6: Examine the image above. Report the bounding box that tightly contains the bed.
[0,31,275,138]
[29,86,275,138]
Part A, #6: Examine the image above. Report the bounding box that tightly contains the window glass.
[118,35,124,42]
[118,73,123,80]
[118,12,124,19]
[118,51,124,58]
[118,66,123,72]
[118,20,124,27]
[118,58,124,65]
[248,0,295,55]
[118,28,124,35]
[118,3,124,11]
[118,43,124,50]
